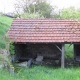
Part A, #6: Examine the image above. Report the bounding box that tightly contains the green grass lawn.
[0,65,80,80]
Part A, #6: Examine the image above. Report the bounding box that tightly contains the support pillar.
[61,44,65,68]
[73,44,76,60]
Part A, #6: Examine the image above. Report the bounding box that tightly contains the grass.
[65,44,73,58]
[0,14,12,48]
[0,65,80,80]
[0,14,12,26]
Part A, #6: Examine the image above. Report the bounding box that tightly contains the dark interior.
[74,44,80,62]
[14,43,62,62]
[74,44,80,56]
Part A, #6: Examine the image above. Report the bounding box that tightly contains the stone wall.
[0,49,9,68]
[0,49,7,54]
[26,44,61,58]
[14,43,62,60]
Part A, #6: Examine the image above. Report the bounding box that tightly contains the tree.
[60,7,80,20]
[53,7,80,20]
[61,7,76,19]
[14,0,53,18]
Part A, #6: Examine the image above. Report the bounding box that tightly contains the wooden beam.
[61,44,65,68]
[73,44,76,60]
[55,44,62,52]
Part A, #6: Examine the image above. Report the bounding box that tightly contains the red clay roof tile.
[8,19,80,43]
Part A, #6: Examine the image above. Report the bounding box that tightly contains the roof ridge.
[13,18,80,21]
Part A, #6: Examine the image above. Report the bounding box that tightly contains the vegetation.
[15,0,53,18]
[60,7,80,20]
[0,14,13,69]
[0,65,80,80]
[9,42,15,55]
[21,13,44,18]
[15,0,80,19]
[54,7,80,20]
[27,0,53,18]
[65,44,73,58]
[0,14,12,48]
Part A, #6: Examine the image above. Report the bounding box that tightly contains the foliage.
[0,66,80,80]
[60,7,80,20]
[9,42,15,55]
[65,44,73,59]
[15,0,53,18]
[27,0,53,18]
[54,7,80,20]
[21,13,44,18]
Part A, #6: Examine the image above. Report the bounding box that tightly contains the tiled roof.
[8,19,80,43]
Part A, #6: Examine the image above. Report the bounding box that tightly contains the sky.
[0,0,80,13]
[49,0,80,9]
[0,0,16,13]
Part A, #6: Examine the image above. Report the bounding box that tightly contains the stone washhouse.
[8,19,80,68]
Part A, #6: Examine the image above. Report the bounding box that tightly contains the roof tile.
[8,19,80,43]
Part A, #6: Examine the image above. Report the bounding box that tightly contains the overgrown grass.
[0,65,80,80]
[0,14,12,48]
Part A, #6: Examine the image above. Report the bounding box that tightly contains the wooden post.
[61,44,65,68]
[73,44,76,60]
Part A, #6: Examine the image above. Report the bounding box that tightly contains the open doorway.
[65,44,74,59]
[14,43,62,66]
[74,44,80,62]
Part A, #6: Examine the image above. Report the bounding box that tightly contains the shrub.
[9,42,15,55]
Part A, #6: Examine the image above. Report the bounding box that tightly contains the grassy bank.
[0,14,12,48]
[0,66,80,80]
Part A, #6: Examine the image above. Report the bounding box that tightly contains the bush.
[9,42,15,55]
